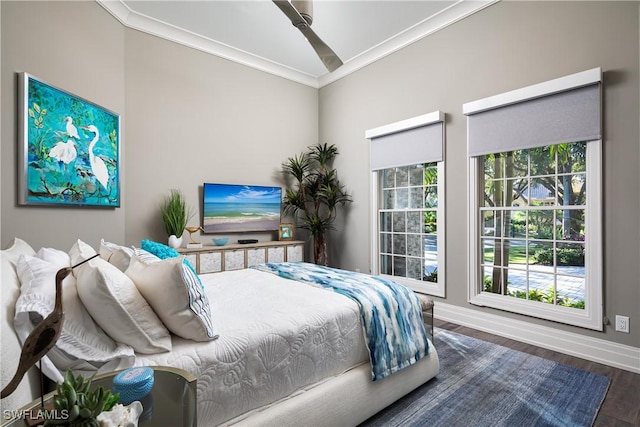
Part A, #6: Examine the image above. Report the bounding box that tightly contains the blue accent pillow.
[140,240,200,285]
[141,239,180,259]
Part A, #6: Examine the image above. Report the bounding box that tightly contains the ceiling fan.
[273,0,343,72]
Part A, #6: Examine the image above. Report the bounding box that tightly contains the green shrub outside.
[534,247,584,266]
[483,276,584,309]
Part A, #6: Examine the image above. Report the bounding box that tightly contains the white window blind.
[366,111,444,170]
[463,68,602,157]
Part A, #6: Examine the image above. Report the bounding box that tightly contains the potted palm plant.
[282,143,352,266]
[161,189,194,248]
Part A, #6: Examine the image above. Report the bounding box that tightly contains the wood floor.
[434,319,640,427]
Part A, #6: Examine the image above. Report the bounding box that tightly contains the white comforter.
[134,269,369,425]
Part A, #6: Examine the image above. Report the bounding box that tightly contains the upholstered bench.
[416,293,434,341]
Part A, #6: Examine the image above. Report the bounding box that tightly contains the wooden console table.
[177,241,304,274]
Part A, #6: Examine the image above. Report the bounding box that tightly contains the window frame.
[366,112,446,297]
[465,69,603,330]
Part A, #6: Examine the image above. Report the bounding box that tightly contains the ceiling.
[98,0,496,88]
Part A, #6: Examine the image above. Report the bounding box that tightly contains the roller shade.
[367,112,444,171]
[464,68,602,157]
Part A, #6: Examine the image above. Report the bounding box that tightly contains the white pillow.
[99,239,135,272]
[14,253,135,382]
[2,237,35,264]
[126,256,218,342]
[70,240,172,354]
[99,240,160,271]
[133,247,162,263]
[36,247,71,268]
[1,238,39,410]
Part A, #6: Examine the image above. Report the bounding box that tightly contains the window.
[465,69,602,330]
[481,143,587,306]
[379,162,443,288]
[366,112,445,297]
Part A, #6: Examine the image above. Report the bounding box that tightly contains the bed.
[1,238,439,426]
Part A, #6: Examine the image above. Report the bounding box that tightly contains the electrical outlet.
[615,315,630,333]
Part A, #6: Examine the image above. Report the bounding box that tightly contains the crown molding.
[97,0,497,89]
[318,0,498,88]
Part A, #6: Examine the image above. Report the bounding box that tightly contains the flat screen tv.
[202,183,282,233]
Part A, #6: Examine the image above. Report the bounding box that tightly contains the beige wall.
[123,29,318,246]
[1,1,126,250]
[319,1,639,347]
[1,1,317,250]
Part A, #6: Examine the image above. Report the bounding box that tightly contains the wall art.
[18,72,120,207]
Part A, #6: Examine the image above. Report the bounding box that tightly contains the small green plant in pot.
[161,189,194,248]
[44,370,119,426]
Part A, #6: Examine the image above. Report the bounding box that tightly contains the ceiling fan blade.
[298,25,343,72]
[273,0,343,72]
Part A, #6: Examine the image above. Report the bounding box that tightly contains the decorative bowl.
[212,238,229,246]
[112,367,154,405]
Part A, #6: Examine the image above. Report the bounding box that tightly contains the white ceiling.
[98,0,496,88]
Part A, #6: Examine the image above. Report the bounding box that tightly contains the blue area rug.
[361,329,610,427]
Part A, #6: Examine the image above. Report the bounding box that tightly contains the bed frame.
[228,347,439,426]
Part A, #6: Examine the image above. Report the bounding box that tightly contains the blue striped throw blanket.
[251,262,429,381]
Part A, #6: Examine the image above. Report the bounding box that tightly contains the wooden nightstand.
[1,367,197,427]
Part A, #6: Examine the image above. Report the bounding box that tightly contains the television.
[202,183,282,233]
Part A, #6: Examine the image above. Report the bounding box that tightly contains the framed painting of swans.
[18,72,120,207]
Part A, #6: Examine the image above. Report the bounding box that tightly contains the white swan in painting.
[81,125,109,190]
[49,139,77,164]
[65,116,80,139]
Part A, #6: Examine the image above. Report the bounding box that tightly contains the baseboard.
[434,301,640,374]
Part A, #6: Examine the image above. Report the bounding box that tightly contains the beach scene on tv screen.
[203,184,281,233]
